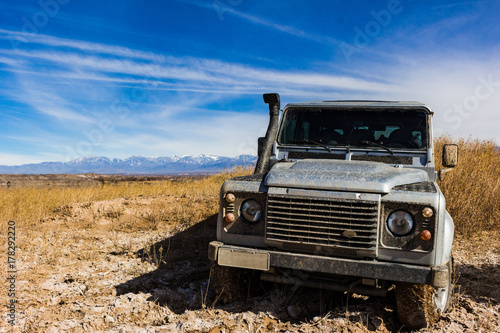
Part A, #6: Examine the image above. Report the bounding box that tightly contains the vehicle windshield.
[278,108,428,150]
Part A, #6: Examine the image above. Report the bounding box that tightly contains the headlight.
[387,210,414,236]
[241,200,262,223]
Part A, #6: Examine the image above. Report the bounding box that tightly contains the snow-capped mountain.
[0,155,257,174]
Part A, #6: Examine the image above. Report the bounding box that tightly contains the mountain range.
[0,155,257,175]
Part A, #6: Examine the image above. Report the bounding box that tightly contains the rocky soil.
[1,195,499,332]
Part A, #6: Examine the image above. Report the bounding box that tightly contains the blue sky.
[0,0,499,165]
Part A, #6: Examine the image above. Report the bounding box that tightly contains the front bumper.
[208,241,449,288]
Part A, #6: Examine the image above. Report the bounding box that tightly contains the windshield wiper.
[293,139,332,152]
[361,140,394,155]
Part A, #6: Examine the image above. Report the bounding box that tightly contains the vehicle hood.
[264,159,428,194]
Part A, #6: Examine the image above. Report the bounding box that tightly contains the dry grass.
[0,167,252,231]
[435,136,500,236]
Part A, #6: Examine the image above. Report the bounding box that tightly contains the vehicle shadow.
[113,214,400,330]
[114,214,298,320]
[455,263,500,304]
[114,214,217,313]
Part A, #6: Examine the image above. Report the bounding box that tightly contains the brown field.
[0,173,208,189]
[0,138,499,332]
[434,136,500,235]
[0,174,102,188]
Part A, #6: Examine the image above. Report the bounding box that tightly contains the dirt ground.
[1,195,499,332]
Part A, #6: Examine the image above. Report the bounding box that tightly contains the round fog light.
[422,207,433,218]
[421,230,432,240]
[226,193,235,203]
[224,213,235,223]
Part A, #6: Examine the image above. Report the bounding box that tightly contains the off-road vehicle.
[208,93,458,329]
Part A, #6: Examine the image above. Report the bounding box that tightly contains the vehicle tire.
[209,261,248,303]
[395,258,453,330]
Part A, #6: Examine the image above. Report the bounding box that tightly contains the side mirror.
[257,137,265,157]
[442,144,459,168]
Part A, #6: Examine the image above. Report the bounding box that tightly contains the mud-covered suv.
[208,93,458,329]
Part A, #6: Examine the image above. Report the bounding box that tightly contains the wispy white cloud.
[143,94,225,119]
[0,55,21,66]
[15,81,95,123]
[177,0,338,45]
[100,110,269,158]
[431,1,498,10]
[408,13,481,43]
[0,47,391,94]
[0,28,165,62]
[366,57,500,142]
[212,6,336,44]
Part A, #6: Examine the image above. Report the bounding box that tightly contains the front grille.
[266,195,379,257]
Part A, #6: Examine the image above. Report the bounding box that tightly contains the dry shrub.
[435,136,500,236]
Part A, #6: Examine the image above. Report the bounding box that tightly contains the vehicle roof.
[285,100,430,109]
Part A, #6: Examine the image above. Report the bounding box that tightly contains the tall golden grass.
[435,136,500,235]
[0,167,251,229]
[0,138,498,237]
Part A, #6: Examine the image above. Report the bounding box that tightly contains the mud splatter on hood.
[265,159,428,194]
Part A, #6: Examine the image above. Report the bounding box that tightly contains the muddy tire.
[209,261,248,303]
[395,258,453,330]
